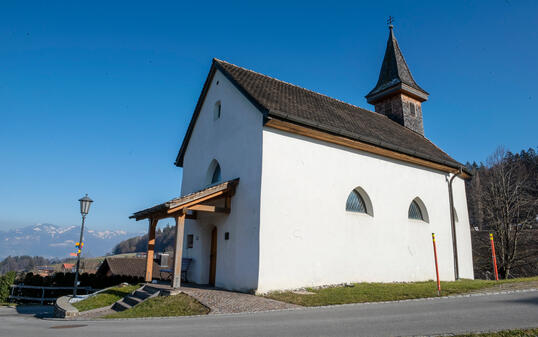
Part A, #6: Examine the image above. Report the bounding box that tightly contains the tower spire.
[365,24,429,135]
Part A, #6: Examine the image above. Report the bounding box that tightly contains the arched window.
[213,101,222,120]
[211,163,221,184]
[206,159,222,185]
[345,187,373,216]
[408,201,423,220]
[408,197,429,222]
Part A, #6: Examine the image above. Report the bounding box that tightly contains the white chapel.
[131,25,474,293]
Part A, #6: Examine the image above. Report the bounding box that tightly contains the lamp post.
[73,194,93,297]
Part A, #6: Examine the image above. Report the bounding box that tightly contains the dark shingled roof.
[366,26,428,102]
[175,58,463,171]
[97,257,168,279]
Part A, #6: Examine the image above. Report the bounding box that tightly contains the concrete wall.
[180,69,263,292]
[257,127,474,293]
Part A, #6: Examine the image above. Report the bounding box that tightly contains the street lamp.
[73,194,93,297]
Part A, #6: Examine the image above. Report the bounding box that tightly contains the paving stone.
[178,285,300,314]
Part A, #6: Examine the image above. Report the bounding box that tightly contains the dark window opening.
[224,232,230,240]
[187,234,194,248]
[408,200,424,220]
[211,163,221,184]
[346,189,367,213]
[214,101,222,120]
[409,102,416,116]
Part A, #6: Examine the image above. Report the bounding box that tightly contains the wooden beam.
[171,212,186,289]
[265,118,470,179]
[166,190,227,214]
[145,218,158,282]
[187,204,230,214]
[135,211,170,222]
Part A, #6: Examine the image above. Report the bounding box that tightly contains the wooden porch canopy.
[129,178,239,288]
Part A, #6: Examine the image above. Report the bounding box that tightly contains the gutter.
[448,167,463,280]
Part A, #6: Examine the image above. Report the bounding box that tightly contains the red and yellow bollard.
[432,233,441,296]
[489,233,499,281]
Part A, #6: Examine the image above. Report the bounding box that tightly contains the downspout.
[448,167,463,280]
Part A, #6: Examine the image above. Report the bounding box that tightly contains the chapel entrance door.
[209,226,217,286]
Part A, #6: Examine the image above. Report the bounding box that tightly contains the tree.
[0,272,16,303]
[112,225,175,254]
[479,147,537,278]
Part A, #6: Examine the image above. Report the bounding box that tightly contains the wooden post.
[489,233,499,281]
[145,218,158,282]
[172,212,186,288]
[432,233,441,296]
[225,194,231,209]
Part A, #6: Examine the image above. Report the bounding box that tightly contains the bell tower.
[365,24,429,135]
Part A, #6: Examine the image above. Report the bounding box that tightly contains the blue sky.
[1,1,536,232]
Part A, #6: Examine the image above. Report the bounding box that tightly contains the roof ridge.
[214,58,382,117]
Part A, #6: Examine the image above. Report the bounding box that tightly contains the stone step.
[142,285,162,295]
[133,290,152,300]
[123,295,144,307]
[111,300,132,312]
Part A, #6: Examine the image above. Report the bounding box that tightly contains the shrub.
[0,272,16,302]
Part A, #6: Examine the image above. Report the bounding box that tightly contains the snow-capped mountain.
[0,224,140,259]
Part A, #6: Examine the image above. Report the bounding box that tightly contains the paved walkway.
[178,284,300,314]
[3,290,538,337]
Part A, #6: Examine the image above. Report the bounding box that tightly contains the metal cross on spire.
[387,16,395,27]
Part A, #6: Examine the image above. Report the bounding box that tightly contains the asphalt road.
[1,291,537,337]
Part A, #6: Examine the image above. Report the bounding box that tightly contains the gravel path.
[179,286,300,314]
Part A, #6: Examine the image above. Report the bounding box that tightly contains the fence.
[9,284,94,304]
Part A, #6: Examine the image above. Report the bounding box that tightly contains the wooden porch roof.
[130,178,239,221]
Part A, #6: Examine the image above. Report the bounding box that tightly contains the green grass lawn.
[103,293,209,319]
[73,284,140,312]
[265,277,538,307]
[454,328,538,337]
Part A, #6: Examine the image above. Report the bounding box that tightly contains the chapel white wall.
[257,128,474,293]
[180,69,263,292]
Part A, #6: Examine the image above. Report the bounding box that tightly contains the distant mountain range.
[0,224,141,259]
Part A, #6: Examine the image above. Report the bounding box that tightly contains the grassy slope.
[104,293,209,318]
[455,328,538,337]
[265,277,538,306]
[73,284,139,312]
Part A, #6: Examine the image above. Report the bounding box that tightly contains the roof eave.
[366,83,429,104]
[265,113,468,176]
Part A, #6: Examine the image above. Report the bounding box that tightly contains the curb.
[54,296,79,318]
[44,287,538,321]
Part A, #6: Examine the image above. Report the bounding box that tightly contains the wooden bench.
[160,258,192,283]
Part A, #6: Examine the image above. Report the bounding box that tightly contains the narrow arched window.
[346,189,367,213]
[408,198,429,222]
[211,163,221,184]
[213,101,222,120]
[206,159,222,186]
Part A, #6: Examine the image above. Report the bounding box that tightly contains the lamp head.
[78,194,93,216]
